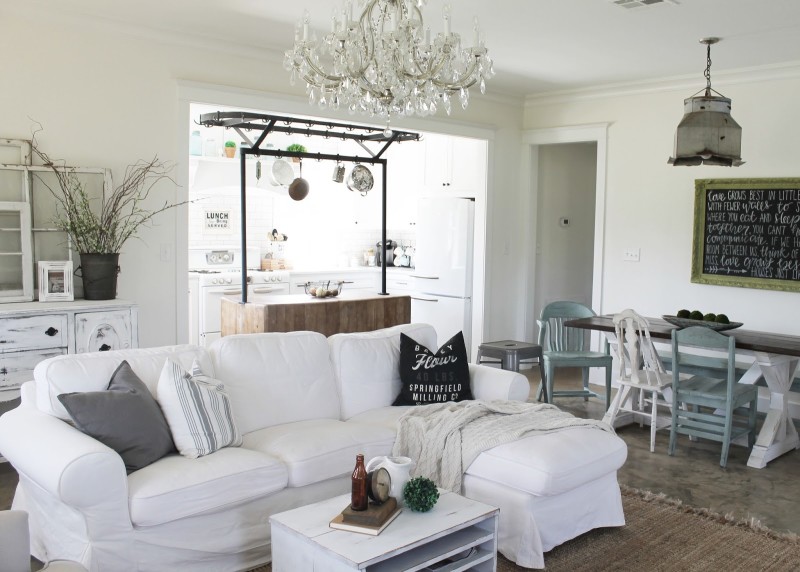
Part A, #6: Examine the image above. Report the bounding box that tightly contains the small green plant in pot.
[402,476,439,512]
[224,140,237,158]
[285,143,307,162]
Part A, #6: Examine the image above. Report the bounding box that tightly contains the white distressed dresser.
[0,299,138,397]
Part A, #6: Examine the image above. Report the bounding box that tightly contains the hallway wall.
[524,73,800,334]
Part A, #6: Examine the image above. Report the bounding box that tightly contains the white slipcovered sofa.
[0,323,627,571]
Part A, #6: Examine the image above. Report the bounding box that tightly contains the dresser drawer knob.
[45,327,59,337]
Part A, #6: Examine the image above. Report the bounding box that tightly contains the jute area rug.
[252,486,800,571]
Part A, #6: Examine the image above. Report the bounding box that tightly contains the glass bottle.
[351,453,368,511]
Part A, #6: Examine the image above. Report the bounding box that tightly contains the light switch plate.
[623,248,640,262]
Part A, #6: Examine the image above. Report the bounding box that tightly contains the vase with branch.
[32,142,183,300]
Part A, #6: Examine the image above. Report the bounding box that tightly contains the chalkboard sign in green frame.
[692,178,800,292]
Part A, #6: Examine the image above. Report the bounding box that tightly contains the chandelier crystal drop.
[283,0,494,119]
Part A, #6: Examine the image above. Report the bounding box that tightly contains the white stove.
[193,270,290,288]
[188,247,291,346]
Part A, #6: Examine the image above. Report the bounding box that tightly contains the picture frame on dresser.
[38,261,74,302]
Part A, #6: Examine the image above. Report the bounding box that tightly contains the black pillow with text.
[393,331,473,406]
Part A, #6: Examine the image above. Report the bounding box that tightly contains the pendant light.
[668,38,744,167]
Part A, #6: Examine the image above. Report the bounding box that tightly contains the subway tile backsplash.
[188,157,416,269]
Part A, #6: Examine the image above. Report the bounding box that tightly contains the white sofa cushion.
[328,323,437,419]
[210,332,340,434]
[128,447,287,527]
[465,428,628,497]
[156,359,242,459]
[346,405,411,434]
[242,419,395,487]
[34,345,212,420]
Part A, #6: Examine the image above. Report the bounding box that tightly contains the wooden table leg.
[747,353,800,469]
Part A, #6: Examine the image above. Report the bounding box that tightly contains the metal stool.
[476,340,548,403]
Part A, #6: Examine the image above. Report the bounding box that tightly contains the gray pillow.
[58,361,176,473]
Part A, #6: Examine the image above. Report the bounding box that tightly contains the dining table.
[565,315,800,469]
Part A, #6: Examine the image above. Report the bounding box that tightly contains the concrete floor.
[0,366,798,559]
[527,367,800,535]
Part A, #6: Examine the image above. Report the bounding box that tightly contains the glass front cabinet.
[0,139,110,302]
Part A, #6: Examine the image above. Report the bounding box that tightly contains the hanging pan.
[347,164,374,196]
[288,160,309,201]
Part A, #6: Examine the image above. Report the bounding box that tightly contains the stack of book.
[329,497,401,535]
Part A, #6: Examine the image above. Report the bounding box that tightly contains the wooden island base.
[220,292,411,338]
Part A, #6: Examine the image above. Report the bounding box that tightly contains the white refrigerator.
[410,197,474,354]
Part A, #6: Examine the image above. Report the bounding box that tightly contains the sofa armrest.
[469,364,530,402]
[19,380,36,407]
[0,406,128,511]
[0,407,135,568]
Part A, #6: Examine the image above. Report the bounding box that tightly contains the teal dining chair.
[668,326,758,468]
[537,301,613,409]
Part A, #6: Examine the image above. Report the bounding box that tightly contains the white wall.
[524,73,800,335]
[533,143,597,321]
[0,5,525,347]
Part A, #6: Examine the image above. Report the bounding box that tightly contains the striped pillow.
[156,359,242,458]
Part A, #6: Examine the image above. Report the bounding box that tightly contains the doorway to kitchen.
[522,124,608,343]
[177,84,490,357]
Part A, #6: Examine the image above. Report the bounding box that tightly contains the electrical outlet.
[623,248,640,262]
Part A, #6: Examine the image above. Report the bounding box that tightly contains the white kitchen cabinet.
[0,299,138,392]
[385,141,425,230]
[382,269,414,292]
[423,133,487,197]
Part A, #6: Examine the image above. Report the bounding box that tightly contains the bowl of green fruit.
[662,310,742,331]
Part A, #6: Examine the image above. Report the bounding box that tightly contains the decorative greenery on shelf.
[402,476,439,512]
[32,135,183,255]
[225,140,237,148]
[285,143,307,154]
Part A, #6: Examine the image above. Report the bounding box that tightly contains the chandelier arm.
[394,46,444,82]
[314,2,377,87]
[300,53,347,86]
[424,56,481,91]
[397,4,438,80]
[357,77,395,102]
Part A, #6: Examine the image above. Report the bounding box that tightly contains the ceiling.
[23,0,800,97]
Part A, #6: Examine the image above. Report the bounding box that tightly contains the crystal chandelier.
[283,0,494,119]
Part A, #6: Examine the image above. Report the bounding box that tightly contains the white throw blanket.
[392,400,615,492]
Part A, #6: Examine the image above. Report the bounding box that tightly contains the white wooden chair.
[602,309,673,452]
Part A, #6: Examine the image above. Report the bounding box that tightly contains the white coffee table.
[270,491,498,571]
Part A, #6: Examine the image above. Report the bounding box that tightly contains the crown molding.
[4,2,286,64]
[524,60,800,107]
[8,2,523,110]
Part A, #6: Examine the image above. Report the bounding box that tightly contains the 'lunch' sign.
[205,210,231,231]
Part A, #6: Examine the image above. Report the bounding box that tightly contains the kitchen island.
[220,291,410,338]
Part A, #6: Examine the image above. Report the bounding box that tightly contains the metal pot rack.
[197,111,422,302]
